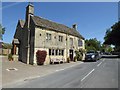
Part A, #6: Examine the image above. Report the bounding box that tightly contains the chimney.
[72,24,77,30]
[25,3,34,28]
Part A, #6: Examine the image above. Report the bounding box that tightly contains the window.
[70,38,73,46]
[78,39,83,46]
[49,49,64,56]
[55,50,58,55]
[58,49,62,55]
[59,35,63,42]
[49,49,51,55]
[52,49,55,55]
[62,50,64,56]
[46,33,51,40]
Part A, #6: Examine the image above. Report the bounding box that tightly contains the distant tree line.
[85,38,101,52]
[104,21,120,52]
[85,38,113,53]
[0,24,5,40]
[0,24,12,49]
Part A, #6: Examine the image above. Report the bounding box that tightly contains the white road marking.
[81,69,95,82]
[6,68,18,71]
[14,68,18,71]
[97,62,103,67]
[6,69,10,71]
[55,69,64,72]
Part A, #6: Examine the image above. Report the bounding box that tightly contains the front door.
[69,49,73,61]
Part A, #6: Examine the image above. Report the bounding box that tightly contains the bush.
[75,49,85,61]
[74,56,77,62]
[79,48,86,56]
[36,50,47,65]
[8,53,13,61]
[67,57,70,63]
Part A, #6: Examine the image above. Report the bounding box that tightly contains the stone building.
[12,3,85,65]
[0,41,2,55]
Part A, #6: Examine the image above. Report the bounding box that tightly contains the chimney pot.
[72,24,77,30]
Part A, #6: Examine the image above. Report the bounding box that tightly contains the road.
[9,57,119,88]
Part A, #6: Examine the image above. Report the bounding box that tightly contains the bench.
[50,57,65,64]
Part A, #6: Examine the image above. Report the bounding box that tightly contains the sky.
[2,2,118,44]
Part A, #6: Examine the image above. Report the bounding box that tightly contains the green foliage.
[74,56,77,62]
[67,57,70,63]
[106,46,113,52]
[114,46,120,52]
[104,21,120,51]
[104,28,111,42]
[0,24,5,40]
[8,53,13,61]
[75,48,85,61]
[100,44,106,52]
[85,38,101,52]
[79,48,86,54]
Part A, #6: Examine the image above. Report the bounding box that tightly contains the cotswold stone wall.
[33,27,85,65]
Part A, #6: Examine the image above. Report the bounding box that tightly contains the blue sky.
[2,2,118,43]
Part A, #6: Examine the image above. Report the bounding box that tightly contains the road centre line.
[55,69,64,72]
[97,62,103,67]
[81,69,95,82]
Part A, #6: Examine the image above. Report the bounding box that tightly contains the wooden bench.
[50,57,65,64]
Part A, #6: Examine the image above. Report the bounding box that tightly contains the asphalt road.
[12,57,119,88]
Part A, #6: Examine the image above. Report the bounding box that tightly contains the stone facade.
[12,3,85,65]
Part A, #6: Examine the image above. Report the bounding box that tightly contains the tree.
[0,24,5,40]
[104,28,111,42]
[104,21,120,51]
[85,38,101,52]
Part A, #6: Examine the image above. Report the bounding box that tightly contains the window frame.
[78,39,83,47]
[49,49,51,55]
[46,33,52,41]
[70,38,73,46]
[59,35,63,42]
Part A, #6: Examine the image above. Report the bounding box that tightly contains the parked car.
[85,50,101,62]
[103,52,111,55]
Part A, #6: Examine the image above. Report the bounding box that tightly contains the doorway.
[69,49,73,61]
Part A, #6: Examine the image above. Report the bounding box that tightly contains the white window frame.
[70,38,73,46]
[59,35,63,42]
[46,33,51,40]
[78,39,83,47]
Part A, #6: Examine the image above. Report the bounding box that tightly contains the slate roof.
[32,16,84,39]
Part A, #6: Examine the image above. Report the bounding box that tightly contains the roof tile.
[32,16,84,39]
